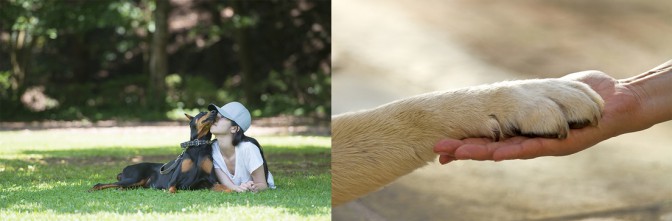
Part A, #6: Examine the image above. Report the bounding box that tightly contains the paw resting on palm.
[486,79,604,140]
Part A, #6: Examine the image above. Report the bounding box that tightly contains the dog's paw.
[486,79,604,140]
[88,183,103,192]
[211,183,233,193]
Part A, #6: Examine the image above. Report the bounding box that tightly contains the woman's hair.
[231,120,246,147]
[231,120,269,184]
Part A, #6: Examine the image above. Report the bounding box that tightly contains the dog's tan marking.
[200,158,213,174]
[181,159,194,173]
[89,184,120,191]
[195,111,215,139]
[131,178,148,187]
[211,183,232,193]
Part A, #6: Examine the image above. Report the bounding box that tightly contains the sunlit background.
[333,0,672,220]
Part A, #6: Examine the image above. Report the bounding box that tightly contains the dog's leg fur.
[332,77,604,206]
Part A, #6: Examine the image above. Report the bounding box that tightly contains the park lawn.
[0,129,331,220]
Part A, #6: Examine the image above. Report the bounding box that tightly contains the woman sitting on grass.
[208,102,276,192]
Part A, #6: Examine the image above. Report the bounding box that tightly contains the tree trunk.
[9,29,33,100]
[149,0,169,110]
[231,1,260,108]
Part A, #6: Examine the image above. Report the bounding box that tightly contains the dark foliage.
[0,0,330,121]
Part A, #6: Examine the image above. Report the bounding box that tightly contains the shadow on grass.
[0,144,330,217]
[19,144,331,175]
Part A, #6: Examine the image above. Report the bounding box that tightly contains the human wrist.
[620,61,672,132]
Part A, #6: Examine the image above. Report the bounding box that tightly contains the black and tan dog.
[90,110,229,193]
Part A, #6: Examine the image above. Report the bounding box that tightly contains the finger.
[433,138,496,155]
[492,137,555,160]
[454,137,530,161]
[492,142,526,161]
[454,138,501,160]
[454,137,527,161]
[461,137,496,145]
[438,154,455,165]
[455,144,496,160]
[433,139,463,154]
[433,139,459,164]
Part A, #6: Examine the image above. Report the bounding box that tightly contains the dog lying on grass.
[332,77,604,206]
[90,110,229,193]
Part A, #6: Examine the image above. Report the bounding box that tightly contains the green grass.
[0,129,331,220]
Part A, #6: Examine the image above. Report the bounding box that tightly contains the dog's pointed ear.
[184,113,194,121]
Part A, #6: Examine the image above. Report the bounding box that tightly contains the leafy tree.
[0,0,331,121]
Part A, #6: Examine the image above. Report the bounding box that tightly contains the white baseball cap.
[208,102,251,132]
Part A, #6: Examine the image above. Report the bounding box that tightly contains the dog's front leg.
[167,169,179,193]
[331,79,603,206]
[167,158,192,193]
[332,94,465,206]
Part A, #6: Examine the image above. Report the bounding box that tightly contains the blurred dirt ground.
[332,0,672,220]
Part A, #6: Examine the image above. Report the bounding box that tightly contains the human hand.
[247,182,259,192]
[237,181,255,192]
[434,70,646,162]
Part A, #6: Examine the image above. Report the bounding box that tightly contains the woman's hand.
[238,181,255,192]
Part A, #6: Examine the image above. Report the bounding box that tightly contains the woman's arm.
[214,168,249,192]
[249,166,268,192]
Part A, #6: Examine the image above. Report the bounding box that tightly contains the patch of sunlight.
[10,164,40,175]
[0,128,187,152]
[4,185,26,192]
[2,181,68,193]
[8,201,44,212]
[258,136,331,148]
[0,205,330,221]
[0,129,329,155]
[34,181,68,190]
[0,166,35,178]
[85,200,107,208]
[0,153,44,160]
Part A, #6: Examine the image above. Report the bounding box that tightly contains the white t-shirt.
[212,141,276,189]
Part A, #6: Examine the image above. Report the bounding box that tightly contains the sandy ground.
[332,0,672,220]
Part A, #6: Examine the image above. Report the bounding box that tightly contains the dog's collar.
[180,140,213,149]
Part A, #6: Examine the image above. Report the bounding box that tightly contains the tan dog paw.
[486,79,604,140]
